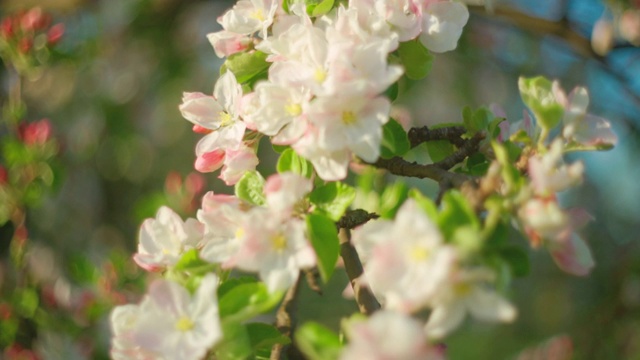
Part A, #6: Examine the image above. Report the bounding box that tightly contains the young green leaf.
[172,249,214,273]
[379,181,409,219]
[311,0,335,16]
[309,182,356,221]
[235,171,266,206]
[246,323,291,353]
[306,214,340,283]
[222,51,270,84]
[437,190,480,240]
[295,322,342,360]
[518,76,563,131]
[398,39,434,80]
[380,118,410,159]
[277,148,314,178]
[219,282,283,323]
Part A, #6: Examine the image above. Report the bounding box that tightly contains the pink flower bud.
[164,171,182,194]
[18,37,33,53]
[0,166,7,184]
[18,119,52,145]
[47,23,64,45]
[0,18,13,39]
[591,18,614,56]
[20,8,43,32]
[192,124,213,134]
[185,172,205,194]
[620,10,640,46]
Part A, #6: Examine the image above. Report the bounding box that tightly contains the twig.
[336,209,379,230]
[338,228,380,315]
[433,132,485,170]
[408,125,467,148]
[370,157,473,187]
[270,274,302,360]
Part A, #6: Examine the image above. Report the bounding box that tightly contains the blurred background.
[0,0,639,359]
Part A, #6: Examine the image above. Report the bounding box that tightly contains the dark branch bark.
[408,125,467,148]
[337,209,379,230]
[338,228,380,315]
[433,132,484,170]
[370,157,473,187]
[271,274,302,360]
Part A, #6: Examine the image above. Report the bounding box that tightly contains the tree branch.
[337,209,379,229]
[434,132,484,170]
[338,228,380,315]
[408,125,467,148]
[271,274,302,360]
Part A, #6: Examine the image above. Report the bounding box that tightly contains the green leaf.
[215,322,253,360]
[219,282,283,323]
[306,214,340,283]
[408,189,438,220]
[465,152,490,176]
[518,76,563,131]
[172,249,213,273]
[398,39,434,80]
[425,140,455,163]
[296,322,342,360]
[379,181,409,219]
[235,171,266,206]
[247,323,291,352]
[222,51,270,84]
[311,0,335,16]
[13,289,38,318]
[272,144,289,154]
[309,182,356,221]
[380,118,410,159]
[500,246,531,277]
[218,276,258,299]
[437,190,479,240]
[462,106,495,137]
[277,148,313,178]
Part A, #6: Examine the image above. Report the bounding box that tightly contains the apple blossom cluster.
[179,0,470,182]
[109,0,620,358]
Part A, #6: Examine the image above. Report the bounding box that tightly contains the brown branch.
[270,274,302,360]
[337,209,379,230]
[433,132,485,170]
[370,157,473,187]
[339,228,380,315]
[408,125,467,148]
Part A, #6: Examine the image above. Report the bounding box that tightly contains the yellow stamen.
[175,316,194,332]
[285,103,302,117]
[314,68,327,83]
[219,112,234,127]
[251,9,265,21]
[235,227,245,240]
[410,246,430,262]
[342,111,357,125]
[271,233,287,251]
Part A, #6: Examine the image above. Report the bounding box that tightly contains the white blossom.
[133,206,203,272]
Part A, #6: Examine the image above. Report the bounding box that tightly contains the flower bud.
[18,118,52,145]
[591,18,614,56]
[47,23,64,45]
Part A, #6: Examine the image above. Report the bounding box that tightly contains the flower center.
[219,111,234,127]
[271,233,287,251]
[251,9,265,21]
[235,227,245,240]
[314,68,327,83]
[285,103,302,117]
[342,111,357,125]
[175,316,194,332]
[410,246,430,262]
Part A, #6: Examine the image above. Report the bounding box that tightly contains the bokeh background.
[0,0,639,359]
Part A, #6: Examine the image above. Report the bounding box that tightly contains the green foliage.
[437,190,480,241]
[215,322,291,360]
[219,281,283,324]
[378,181,409,219]
[309,182,356,221]
[309,0,335,16]
[462,106,502,138]
[235,171,266,206]
[408,189,439,220]
[296,322,342,360]
[380,118,410,159]
[398,39,434,80]
[277,148,314,178]
[306,214,340,283]
[518,76,563,131]
[222,51,270,84]
[173,249,216,275]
